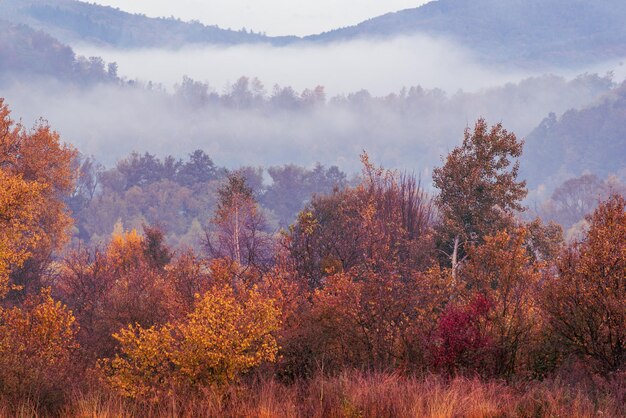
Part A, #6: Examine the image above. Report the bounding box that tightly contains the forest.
[0,96,624,416]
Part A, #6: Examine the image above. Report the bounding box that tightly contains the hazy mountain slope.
[0,0,293,48]
[522,83,626,188]
[306,0,626,67]
[0,20,116,84]
[3,0,626,68]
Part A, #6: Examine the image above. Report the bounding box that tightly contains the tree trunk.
[234,200,241,265]
[451,235,460,282]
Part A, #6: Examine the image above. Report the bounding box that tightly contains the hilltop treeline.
[0,21,118,84]
[0,98,624,416]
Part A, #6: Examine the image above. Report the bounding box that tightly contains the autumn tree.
[542,195,626,372]
[204,173,273,271]
[311,266,454,372]
[286,155,443,372]
[0,99,79,411]
[57,225,177,361]
[525,217,564,263]
[254,246,313,378]
[56,247,114,363]
[289,153,435,289]
[0,98,77,298]
[432,293,496,376]
[165,250,212,311]
[432,119,527,277]
[459,228,543,377]
[0,170,45,298]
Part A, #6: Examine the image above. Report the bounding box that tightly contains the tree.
[176,149,219,186]
[432,119,527,277]
[66,153,103,241]
[0,170,45,298]
[311,267,454,372]
[0,98,76,298]
[289,153,435,289]
[285,155,443,372]
[0,99,79,412]
[58,226,177,361]
[542,195,625,372]
[205,173,272,271]
[262,163,347,227]
[174,76,211,107]
[460,228,543,377]
[549,174,607,229]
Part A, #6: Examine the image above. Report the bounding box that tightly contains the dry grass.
[0,371,623,417]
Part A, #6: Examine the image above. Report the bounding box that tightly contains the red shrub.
[433,294,496,376]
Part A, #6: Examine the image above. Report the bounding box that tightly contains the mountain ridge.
[304,0,626,67]
[522,81,626,187]
[0,0,296,48]
[3,0,626,67]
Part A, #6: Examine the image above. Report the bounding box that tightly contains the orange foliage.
[0,98,76,297]
[0,100,622,413]
[311,266,455,371]
[461,228,543,377]
[57,226,178,361]
[289,152,434,289]
[0,289,78,403]
[543,195,626,372]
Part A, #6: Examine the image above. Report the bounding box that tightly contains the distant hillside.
[306,0,626,67]
[522,83,626,188]
[3,0,626,67]
[0,20,117,84]
[0,0,293,48]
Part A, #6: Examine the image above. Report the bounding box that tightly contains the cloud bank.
[2,34,621,180]
[76,35,534,96]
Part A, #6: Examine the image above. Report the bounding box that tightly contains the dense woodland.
[0,96,624,416]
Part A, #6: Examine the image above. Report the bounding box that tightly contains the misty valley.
[0,0,625,417]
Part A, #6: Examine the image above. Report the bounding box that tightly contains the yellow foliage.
[99,284,280,399]
[174,285,280,386]
[0,170,46,298]
[107,228,144,271]
[99,324,175,399]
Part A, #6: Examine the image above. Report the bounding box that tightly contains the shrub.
[99,284,280,399]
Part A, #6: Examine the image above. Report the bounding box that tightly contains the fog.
[76,36,535,96]
[2,34,623,183]
[90,0,430,36]
[2,73,614,179]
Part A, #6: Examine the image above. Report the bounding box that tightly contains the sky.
[90,0,431,36]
